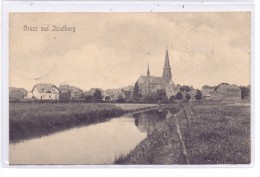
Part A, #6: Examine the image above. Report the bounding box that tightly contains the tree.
[79,93,85,99]
[175,92,183,100]
[240,86,250,99]
[169,95,175,102]
[93,89,103,101]
[195,90,202,101]
[105,96,111,101]
[132,82,141,102]
[185,94,191,101]
[85,94,93,102]
[179,85,191,92]
[202,85,217,90]
[141,93,154,103]
[154,89,167,102]
[116,95,125,103]
[59,91,71,100]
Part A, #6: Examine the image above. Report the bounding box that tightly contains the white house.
[27,84,59,100]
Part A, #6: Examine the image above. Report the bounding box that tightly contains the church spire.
[162,49,172,83]
[164,49,170,68]
[147,64,150,77]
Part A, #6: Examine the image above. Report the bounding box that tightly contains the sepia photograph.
[8,12,251,165]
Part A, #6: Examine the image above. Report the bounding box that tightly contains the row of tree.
[81,83,249,103]
[132,82,202,103]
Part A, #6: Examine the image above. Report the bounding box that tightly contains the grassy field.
[9,103,158,142]
[115,103,251,164]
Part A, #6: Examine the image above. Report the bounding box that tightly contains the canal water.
[9,110,170,165]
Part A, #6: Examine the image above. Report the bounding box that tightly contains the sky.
[9,12,251,91]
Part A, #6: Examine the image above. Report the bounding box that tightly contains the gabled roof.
[59,85,83,92]
[187,89,198,95]
[104,89,124,96]
[137,76,165,84]
[32,84,58,93]
[201,88,215,96]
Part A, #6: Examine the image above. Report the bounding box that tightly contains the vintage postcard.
[9,12,251,165]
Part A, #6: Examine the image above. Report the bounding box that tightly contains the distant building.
[59,85,83,100]
[136,50,178,98]
[186,89,199,100]
[104,89,126,101]
[9,87,28,101]
[201,88,215,100]
[27,84,59,100]
[207,83,241,102]
[122,86,134,100]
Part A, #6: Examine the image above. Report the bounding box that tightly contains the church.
[137,50,179,98]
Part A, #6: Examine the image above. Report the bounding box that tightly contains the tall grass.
[115,104,250,164]
[183,104,250,164]
[9,103,125,142]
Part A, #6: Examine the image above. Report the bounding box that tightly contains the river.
[9,109,170,165]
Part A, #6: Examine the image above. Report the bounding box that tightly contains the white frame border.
[1,1,258,177]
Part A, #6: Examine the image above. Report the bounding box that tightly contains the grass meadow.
[115,104,251,164]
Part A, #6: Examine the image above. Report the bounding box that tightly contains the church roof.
[137,76,165,84]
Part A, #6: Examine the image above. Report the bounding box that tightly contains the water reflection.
[134,110,168,134]
[10,117,147,165]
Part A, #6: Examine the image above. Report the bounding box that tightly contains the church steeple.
[164,49,170,68]
[162,49,172,83]
[147,64,150,77]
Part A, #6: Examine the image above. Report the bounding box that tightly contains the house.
[9,87,28,101]
[201,88,215,100]
[103,89,126,101]
[207,83,241,102]
[27,84,59,100]
[59,84,83,100]
[165,82,179,99]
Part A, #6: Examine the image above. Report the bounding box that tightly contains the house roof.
[9,87,28,94]
[59,85,83,92]
[137,76,165,84]
[32,84,58,93]
[187,89,198,95]
[215,83,241,93]
[104,89,124,97]
[201,88,215,96]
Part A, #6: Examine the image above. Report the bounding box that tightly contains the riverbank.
[115,104,251,164]
[9,103,158,142]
